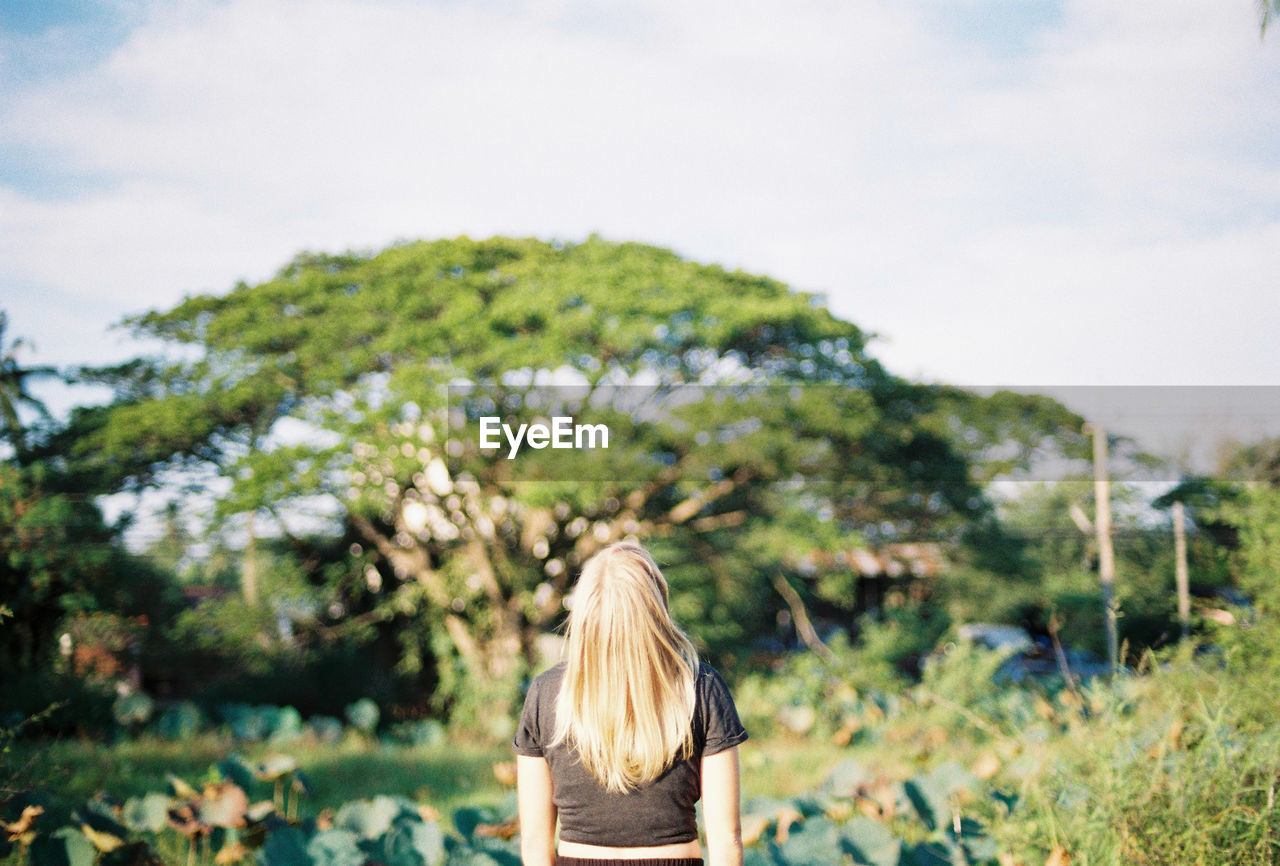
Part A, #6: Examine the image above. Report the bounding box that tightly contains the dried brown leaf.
[475,818,520,840]
[3,804,43,842]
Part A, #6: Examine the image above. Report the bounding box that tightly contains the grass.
[5,735,508,820]
[732,641,1280,866]
[0,735,515,865]
[0,729,853,866]
[1005,659,1280,866]
[3,732,851,822]
[740,738,851,801]
[6,647,1280,865]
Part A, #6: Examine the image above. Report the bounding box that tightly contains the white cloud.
[1,0,1278,396]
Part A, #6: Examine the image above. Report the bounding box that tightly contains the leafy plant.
[343,700,379,737]
[112,694,155,730]
[155,703,205,740]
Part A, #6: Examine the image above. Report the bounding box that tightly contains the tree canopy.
[72,236,1080,724]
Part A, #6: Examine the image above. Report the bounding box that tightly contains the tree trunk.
[242,510,260,605]
[1174,501,1190,640]
[443,602,525,725]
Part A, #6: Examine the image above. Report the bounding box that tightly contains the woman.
[513,542,747,866]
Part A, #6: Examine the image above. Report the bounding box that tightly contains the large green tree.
[0,315,111,673]
[0,316,177,735]
[77,237,1003,724]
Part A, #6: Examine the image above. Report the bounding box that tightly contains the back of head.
[551,542,699,793]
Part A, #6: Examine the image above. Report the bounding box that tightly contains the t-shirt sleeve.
[699,664,748,756]
[512,676,544,757]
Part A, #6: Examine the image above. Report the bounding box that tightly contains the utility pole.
[1174,501,1190,640]
[1087,423,1119,674]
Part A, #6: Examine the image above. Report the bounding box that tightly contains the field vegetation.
[2,242,1278,864]
[5,637,1278,865]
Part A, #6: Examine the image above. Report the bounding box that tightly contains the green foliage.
[334,795,410,839]
[14,692,436,756]
[0,670,77,797]
[27,826,95,866]
[154,703,204,740]
[120,793,169,835]
[902,760,978,831]
[389,720,447,749]
[218,704,289,742]
[0,670,116,739]
[1157,447,1280,690]
[307,717,343,744]
[7,641,1280,865]
[738,762,1003,866]
[1220,485,1280,613]
[736,632,911,742]
[0,313,177,700]
[111,694,154,729]
[1009,652,1280,865]
[856,606,952,680]
[0,775,495,866]
[735,644,1280,864]
[734,604,953,743]
[1207,484,1280,684]
[343,699,379,736]
[918,643,1019,710]
[919,387,1089,487]
[0,461,140,676]
[843,816,901,866]
[76,235,996,728]
[165,593,295,679]
[215,754,256,791]
[306,829,365,866]
[941,479,1192,663]
[0,448,180,740]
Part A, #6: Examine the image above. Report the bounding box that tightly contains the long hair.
[550,541,699,793]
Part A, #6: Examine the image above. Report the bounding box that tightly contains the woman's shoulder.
[532,660,567,686]
[541,659,569,677]
[693,659,748,753]
[695,659,729,686]
[518,662,566,728]
[693,660,737,705]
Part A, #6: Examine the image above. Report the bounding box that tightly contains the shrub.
[345,699,380,735]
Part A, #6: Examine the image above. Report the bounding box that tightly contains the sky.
[2,0,1280,459]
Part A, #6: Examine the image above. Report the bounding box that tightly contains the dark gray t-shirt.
[512,660,748,846]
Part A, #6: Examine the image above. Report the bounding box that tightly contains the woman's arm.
[701,746,743,866]
[517,755,557,866]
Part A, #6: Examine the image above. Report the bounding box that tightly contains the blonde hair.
[550,542,699,793]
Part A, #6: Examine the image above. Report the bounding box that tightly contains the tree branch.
[348,512,449,607]
[444,612,481,668]
[772,573,834,663]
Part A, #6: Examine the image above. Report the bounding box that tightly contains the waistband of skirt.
[554,858,703,866]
